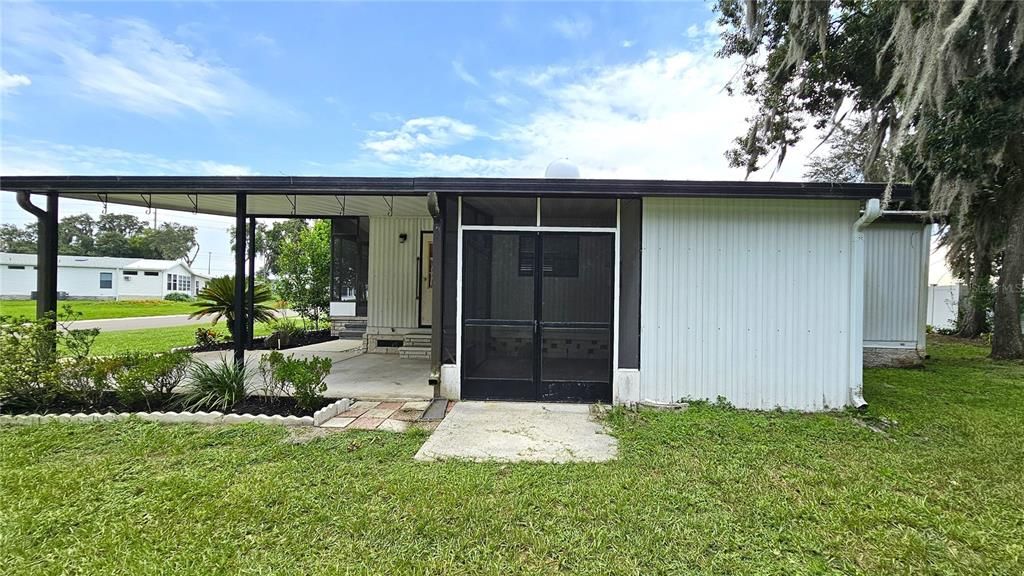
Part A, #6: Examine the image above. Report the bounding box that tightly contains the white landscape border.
[0,398,353,428]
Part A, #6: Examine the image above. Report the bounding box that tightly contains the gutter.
[849,198,882,410]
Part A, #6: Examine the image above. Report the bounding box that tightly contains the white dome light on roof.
[544,158,581,178]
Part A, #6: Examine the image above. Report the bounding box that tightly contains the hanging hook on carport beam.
[96,193,109,214]
[335,195,346,216]
[383,195,393,217]
[188,193,199,214]
[287,194,298,215]
[140,193,153,214]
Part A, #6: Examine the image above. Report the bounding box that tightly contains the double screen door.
[461,231,613,402]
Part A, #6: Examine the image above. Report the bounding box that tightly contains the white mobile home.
[4,175,922,412]
[0,252,209,300]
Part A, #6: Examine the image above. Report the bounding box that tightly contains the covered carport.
[3,176,448,395]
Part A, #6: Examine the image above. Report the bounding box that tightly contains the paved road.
[66,309,296,332]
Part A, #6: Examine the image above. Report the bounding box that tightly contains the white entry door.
[419,232,433,327]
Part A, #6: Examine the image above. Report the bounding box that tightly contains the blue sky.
[1,1,951,280]
[3,1,750,179]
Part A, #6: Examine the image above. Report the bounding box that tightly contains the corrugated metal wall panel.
[864,223,927,345]
[367,217,433,330]
[640,198,858,411]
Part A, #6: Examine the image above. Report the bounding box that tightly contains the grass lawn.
[0,299,197,320]
[1,337,1022,574]
[87,322,274,356]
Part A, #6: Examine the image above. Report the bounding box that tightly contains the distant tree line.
[228,218,330,328]
[228,218,309,278]
[0,213,198,263]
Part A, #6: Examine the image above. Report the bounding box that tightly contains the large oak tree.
[715,0,1024,358]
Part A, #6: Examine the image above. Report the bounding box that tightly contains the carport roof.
[1,175,913,217]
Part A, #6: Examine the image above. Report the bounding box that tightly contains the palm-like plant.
[189,276,277,340]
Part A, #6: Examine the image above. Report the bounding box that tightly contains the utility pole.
[208,251,212,275]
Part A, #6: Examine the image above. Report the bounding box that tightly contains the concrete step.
[398,346,430,359]
[403,333,432,347]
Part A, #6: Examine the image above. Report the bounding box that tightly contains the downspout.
[849,198,882,410]
[16,191,45,218]
[17,192,58,327]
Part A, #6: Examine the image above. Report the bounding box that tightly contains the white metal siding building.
[366,217,433,333]
[4,175,917,412]
[862,221,931,366]
[0,253,210,300]
[638,198,858,410]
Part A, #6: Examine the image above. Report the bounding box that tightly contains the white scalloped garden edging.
[0,411,313,427]
[312,398,352,426]
[0,398,354,428]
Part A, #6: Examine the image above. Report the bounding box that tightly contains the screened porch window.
[331,216,369,317]
[517,236,579,277]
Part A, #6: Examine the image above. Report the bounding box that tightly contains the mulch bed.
[1,392,331,418]
[187,329,334,353]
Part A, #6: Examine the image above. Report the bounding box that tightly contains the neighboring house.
[0,252,210,300]
[4,173,922,411]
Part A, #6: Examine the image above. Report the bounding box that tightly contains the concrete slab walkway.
[414,402,618,463]
[193,340,433,400]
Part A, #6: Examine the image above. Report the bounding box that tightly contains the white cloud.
[0,69,32,93]
[452,60,479,86]
[363,117,479,161]
[3,3,284,118]
[621,40,635,48]
[553,15,592,40]
[0,140,254,176]
[491,65,570,88]
[364,50,816,181]
[249,33,277,49]
[688,18,726,39]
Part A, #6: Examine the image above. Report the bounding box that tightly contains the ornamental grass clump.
[179,360,253,412]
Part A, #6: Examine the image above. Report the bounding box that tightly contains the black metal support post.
[16,192,58,327]
[427,192,444,393]
[233,193,247,365]
[247,216,256,348]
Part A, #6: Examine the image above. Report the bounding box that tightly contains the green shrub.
[179,360,252,412]
[265,318,301,349]
[0,315,61,411]
[164,292,193,302]
[194,327,221,348]
[115,351,192,410]
[0,307,100,411]
[60,356,125,410]
[259,352,330,411]
[257,350,289,400]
